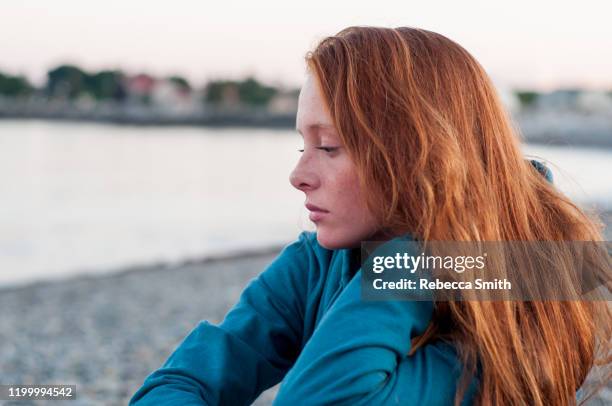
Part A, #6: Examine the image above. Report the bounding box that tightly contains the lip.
[305,203,329,213]
[305,203,329,222]
[308,210,328,222]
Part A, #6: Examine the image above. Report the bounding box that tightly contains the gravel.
[0,251,282,405]
[0,212,610,405]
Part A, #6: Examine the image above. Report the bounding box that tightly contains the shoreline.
[0,111,296,130]
[0,243,287,294]
[1,209,610,293]
[2,115,612,149]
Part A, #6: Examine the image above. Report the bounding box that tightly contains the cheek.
[316,161,380,248]
[330,166,370,220]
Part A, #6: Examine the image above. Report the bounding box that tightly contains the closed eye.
[297,146,339,153]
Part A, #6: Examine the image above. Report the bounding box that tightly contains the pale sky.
[2,0,611,91]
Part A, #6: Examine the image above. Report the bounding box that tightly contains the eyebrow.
[295,123,335,135]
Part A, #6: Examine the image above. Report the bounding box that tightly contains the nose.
[289,155,319,192]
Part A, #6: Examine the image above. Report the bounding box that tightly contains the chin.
[315,228,362,250]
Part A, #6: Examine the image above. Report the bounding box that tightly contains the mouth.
[305,203,329,213]
[305,203,329,222]
[308,211,327,222]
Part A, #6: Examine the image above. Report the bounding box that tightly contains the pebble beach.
[0,212,610,405]
[0,249,284,405]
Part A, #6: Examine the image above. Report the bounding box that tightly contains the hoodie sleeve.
[129,232,313,406]
[529,159,554,183]
[273,269,477,405]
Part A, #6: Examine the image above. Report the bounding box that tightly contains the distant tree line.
[516,91,539,107]
[0,65,285,108]
[0,72,33,97]
[204,77,277,106]
[1,66,611,109]
[46,65,127,101]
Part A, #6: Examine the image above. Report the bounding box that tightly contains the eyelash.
[297,147,338,153]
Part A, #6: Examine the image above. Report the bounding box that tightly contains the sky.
[1,0,611,91]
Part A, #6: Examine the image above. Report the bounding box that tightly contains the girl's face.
[290,73,381,249]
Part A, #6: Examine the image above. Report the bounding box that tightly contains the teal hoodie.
[129,160,555,405]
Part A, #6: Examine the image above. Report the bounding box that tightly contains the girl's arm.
[129,232,313,405]
[273,268,478,405]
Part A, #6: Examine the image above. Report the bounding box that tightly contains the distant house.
[123,74,199,115]
[223,85,242,108]
[151,79,199,115]
[576,91,612,114]
[268,91,299,114]
[125,74,156,103]
[535,89,581,111]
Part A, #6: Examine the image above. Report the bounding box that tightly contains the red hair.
[305,26,611,405]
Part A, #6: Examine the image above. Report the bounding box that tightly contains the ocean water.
[0,120,610,286]
[0,120,309,286]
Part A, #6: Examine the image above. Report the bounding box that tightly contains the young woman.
[130,26,611,405]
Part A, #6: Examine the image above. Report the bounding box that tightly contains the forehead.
[295,74,334,134]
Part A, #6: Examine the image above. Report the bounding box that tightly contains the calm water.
[0,120,610,286]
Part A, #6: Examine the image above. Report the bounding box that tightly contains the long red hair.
[305,26,611,405]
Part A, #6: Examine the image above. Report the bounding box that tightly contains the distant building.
[219,85,241,109]
[151,79,199,115]
[125,74,156,100]
[576,91,612,115]
[268,91,298,114]
[535,89,581,111]
[123,74,200,115]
